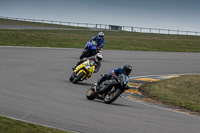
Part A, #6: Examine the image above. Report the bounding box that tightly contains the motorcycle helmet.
[122,64,132,76]
[95,53,103,62]
[98,32,104,39]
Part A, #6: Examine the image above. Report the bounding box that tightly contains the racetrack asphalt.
[0,46,200,133]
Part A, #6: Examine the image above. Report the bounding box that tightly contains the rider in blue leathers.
[80,32,105,59]
[80,41,98,59]
[94,64,132,91]
[90,32,105,49]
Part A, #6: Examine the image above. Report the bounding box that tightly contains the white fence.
[1,16,200,36]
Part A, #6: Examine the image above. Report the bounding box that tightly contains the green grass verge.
[1,29,200,52]
[140,75,200,113]
[1,18,200,52]
[0,116,72,133]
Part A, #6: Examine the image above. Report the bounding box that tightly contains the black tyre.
[72,72,85,84]
[86,87,96,100]
[69,72,76,82]
[104,88,121,104]
[80,51,88,59]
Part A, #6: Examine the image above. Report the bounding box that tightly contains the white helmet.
[98,32,104,39]
[95,53,103,62]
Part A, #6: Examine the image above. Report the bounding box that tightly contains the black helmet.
[122,64,132,75]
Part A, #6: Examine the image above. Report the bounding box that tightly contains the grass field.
[0,29,200,52]
[1,18,200,52]
[140,74,200,113]
[0,116,71,133]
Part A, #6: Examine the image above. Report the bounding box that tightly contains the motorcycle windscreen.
[119,74,129,86]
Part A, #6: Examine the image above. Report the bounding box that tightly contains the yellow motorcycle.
[69,60,95,84]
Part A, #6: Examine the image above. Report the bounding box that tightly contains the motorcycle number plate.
[84,62,89,67]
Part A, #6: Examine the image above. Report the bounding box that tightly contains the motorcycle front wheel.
[86,87,96,100]
[72,72,85,84]
[69,72,76,82]
[104,88,121,104]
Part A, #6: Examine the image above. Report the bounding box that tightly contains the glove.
[98,47,102,53]
[110,72,116,76]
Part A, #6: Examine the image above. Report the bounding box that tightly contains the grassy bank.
[140,75,200,113]
[1,18,200,52]
[1,29,200,52]
[0,116,71,133]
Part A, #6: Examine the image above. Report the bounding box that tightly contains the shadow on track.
[75,82,94,87]
[83,98,134,108]
[64,80,94,87]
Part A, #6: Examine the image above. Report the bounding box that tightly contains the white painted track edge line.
[0,114,80,133]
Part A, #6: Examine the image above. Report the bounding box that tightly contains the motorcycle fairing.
[74,60,95,79]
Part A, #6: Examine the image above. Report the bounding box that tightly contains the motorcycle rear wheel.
[80,51,88,59]
[86,87,96,100]
[72,72,85,84]
[104,88,121,104]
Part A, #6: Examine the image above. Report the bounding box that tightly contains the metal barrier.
[0,16,199,36]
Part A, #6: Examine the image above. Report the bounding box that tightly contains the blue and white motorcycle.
[80,41,101,59]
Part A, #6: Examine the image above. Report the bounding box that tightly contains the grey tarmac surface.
[0,46,200,133]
